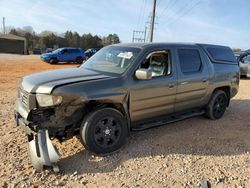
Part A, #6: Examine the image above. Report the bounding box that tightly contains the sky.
[0,0,249,49]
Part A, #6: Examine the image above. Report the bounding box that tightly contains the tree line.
[8,26,120,51]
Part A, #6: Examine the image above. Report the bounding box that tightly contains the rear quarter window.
[178,49,202,73]
[207,47,236,63]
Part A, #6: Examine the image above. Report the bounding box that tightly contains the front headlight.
[36,94,62,107]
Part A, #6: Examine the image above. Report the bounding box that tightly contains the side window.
[140,51,171,77]
[241,55,250,64]
[62,49,68,54]
[178,49,202,73]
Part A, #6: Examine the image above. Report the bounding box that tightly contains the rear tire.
[205,90,228,120]
[80,108,128,154]
[76,57,83,64]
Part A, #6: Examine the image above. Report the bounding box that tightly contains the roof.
[0,34,26,41]
[112,42,229,49]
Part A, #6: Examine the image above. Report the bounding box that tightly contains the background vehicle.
[237,52,250,78]
[45,48,53,53]
[41,47,85,64]
[15,43,239,171]
[33,48,42,55]
[84,48,100,60]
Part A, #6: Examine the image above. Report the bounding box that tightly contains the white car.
[238,53,250,78]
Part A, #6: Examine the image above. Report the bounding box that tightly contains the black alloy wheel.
[206,90,228,120]
[212,93,227,119]
[93,116,122,149]
[80,108,128,154]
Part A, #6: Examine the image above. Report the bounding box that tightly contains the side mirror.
[135,69,152,80]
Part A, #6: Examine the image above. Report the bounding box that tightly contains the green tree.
[102,34,120,46]
[8,27,121,51]
[80,33,103,50]
[64,31,79,47]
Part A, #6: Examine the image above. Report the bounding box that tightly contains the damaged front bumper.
[15,112,60,171]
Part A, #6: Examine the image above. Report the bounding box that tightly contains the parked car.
[84,48,100,60]
[40,47,85,64]
[33,48,42,55]
[15,43,239,171]
[237,52,250,78]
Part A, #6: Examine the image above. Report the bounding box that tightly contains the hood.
[42,52,55,56]
[20,68,111,94]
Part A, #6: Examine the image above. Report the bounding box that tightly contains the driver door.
[59,49,68,62]
[129,50,177,122]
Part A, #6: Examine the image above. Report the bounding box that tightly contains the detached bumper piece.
[29,129,60,172]
[15,112,60,171]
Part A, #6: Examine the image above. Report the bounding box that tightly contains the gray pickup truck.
[15,43,239,171]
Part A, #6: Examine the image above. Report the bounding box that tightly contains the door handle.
[180,82,188,85]
[168,83,175,88]
[202,78,208,83]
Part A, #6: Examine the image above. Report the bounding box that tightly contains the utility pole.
[149,0,156,42]
[2,17,6,34]
[144,26,147,42]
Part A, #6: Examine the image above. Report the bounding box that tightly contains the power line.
[159,0,196,28]
[136,0,146,30]
[140,0,147,30]
[164,0,202,28]
[158,0,177,18]
[156,0,162,8]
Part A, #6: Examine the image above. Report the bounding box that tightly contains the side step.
[132,109,205,131]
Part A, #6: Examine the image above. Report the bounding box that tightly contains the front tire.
[49,58,58,64]
[80,108,128,154]
[206,90,228,120]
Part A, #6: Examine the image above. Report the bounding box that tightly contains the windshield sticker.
[117,52,133,59]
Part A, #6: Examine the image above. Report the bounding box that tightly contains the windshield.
[81,46,141,74]
[53,48,62,53]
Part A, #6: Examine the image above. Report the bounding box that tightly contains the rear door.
[71,49,79,61]
[67,49,75,61]
[175,47,210,112]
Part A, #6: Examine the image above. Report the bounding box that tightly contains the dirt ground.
[0,54,249,188]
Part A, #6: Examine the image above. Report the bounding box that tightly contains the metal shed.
[0,34,27,54]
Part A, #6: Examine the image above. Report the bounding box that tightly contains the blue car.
[41,47,85,64]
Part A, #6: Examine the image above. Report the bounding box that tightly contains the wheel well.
[50,57,57,61]
[84,101,130,132]
[213,86,231,106]
[85,101,126,117]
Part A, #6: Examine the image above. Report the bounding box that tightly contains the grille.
[19,88,29,107]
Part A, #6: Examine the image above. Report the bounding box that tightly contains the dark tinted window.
[178,49,202,73]
[207,47,236,62]
[74,49,80,53]
[67,49,79,53]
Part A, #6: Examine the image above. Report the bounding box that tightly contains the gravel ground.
[0,54,249,188]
